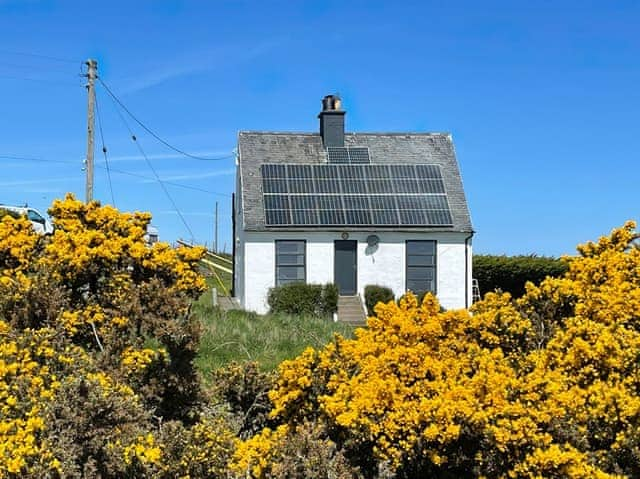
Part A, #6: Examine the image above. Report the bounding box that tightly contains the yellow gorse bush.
[0,322,63,476]
[2,196,639,478]
[237,221,640,478]
[43,194,205,295]
[0,195,208,476]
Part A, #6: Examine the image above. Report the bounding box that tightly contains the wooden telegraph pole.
[85,59,97,202]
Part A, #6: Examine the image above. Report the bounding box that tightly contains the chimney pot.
[321,94,343,112]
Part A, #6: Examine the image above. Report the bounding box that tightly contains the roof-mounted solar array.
[327,147,370,164]
[262,164,453,227]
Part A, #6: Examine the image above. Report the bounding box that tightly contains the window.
[275,240,306,286]
[406,240,436,294]
[27,209,45,224]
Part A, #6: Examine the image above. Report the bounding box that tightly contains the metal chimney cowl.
[318,94,345,147]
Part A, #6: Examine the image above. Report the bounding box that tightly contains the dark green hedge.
[364,285,394,316]
[267,283,338,318]
[473,254,568,298]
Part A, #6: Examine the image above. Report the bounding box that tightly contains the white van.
[0,205,54,235]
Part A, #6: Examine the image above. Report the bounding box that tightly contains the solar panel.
[369,195,393,210]
[288,165,314,178]
[343,196,369,209]
[262,163,452,227]
[264,195,289,210]
[262,164,286,179]
[327,147,350,163]
[343,180,368,194]
[345,209,372,225]
[368,179,394,194]
[416,179,445,194]
[327,147,371,164]
[368,165,389,178]
[316,195,342,210]
[265,209,290,225]
[263,179,287,194]
[348,147,370,163]
[292,210,317,225]
[318,209,345,224]
[371,210,398,224]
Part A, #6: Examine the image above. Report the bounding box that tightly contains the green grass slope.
[193,301,355,377]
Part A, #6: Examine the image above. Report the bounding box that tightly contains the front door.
[334,240,357,295]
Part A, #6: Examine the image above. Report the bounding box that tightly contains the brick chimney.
[318,94,345,147]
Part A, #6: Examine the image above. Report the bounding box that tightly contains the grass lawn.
[193,300,356,378]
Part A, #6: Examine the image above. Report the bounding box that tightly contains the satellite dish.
[366,235,380,247]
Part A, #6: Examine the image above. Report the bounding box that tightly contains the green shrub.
[208,361,275,438]
[474,254,568,298]
[321,283,339,315]
[364,285,394,316]
[241,421,360,478]
[267,283,338,318]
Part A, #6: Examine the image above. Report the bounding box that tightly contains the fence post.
[212,287,218,307]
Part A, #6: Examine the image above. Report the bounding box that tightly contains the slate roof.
[237,132,473,233]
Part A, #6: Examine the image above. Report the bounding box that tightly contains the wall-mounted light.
[341,232,349,240]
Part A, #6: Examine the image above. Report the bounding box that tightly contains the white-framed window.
[406,240,436,294]
[275,240,306,286]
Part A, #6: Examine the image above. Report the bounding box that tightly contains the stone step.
[337,295,366,324]
[340,319,367,326]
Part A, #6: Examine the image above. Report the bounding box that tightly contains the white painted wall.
[238,230,472,314]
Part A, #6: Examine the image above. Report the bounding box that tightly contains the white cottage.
[233,95,474,316]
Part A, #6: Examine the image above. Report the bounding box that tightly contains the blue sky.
[0,1,638,256]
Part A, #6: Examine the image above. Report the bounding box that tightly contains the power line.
[0,49,78,64]
[0,60,70,72]
[97,165,231,197]
[0,155,231,197]
[102,85,197,242]
[0,155,77,165]
[97,77,233,162]
[95,93,116,206]
[0,74,79,87]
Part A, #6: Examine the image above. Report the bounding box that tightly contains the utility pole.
[85,59,97,202]
[214,201,219,253]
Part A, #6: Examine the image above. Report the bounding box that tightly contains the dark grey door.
[334,240,357,295]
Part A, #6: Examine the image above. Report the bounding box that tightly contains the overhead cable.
[95,93,116,206]
[0,155,76,165]
[103,87,197,242]
[0,49,78,64]
[98,77,233,162]
[0,74,79,87]
[0,155,230,197]
[97,165,231,196]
